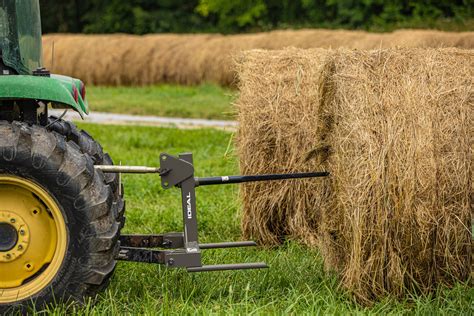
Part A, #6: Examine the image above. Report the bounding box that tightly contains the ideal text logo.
[186,192,192,219]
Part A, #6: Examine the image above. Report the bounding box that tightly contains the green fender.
[0,75,88,118]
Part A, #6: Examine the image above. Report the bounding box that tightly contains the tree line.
[40,0,473,34]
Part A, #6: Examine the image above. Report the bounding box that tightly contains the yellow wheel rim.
[0,175,67,304]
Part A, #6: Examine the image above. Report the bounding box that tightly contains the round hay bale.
[235,47,473,303]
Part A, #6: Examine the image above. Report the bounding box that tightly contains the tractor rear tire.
[47,116,126,230]
[47,117,126,295]
[0,121,121,313]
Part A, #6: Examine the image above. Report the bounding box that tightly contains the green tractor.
[0,0,328,312]
[0,0,124,311]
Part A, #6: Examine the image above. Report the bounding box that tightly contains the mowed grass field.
[87,85,235,120]
[39,123,473,315]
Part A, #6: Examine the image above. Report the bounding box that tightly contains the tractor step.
[187,262,268,272]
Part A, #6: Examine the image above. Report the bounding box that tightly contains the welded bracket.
[159,153,194,189]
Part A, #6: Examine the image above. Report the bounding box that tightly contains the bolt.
[10,218,15,224]
[167,258,174,266]
[18,245,23,250]
[19,229,25,236]
[5,254,11,259]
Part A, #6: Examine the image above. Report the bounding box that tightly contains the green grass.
[87,84,236,120]
[41,123,473,315]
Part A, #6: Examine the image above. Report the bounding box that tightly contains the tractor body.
[0,0,88,123]
[0,1,123,312]
[0,0,42,75]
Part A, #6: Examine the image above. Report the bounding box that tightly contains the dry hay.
[236,47,473,303]
[42,29,474,86]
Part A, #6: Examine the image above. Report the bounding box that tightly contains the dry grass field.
[42,29,473,87]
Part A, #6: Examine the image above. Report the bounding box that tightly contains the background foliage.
[40,0,473,34]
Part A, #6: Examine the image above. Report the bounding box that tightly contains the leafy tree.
[197,0,267,31]
[40,0,90,33]
[38,0,474,34]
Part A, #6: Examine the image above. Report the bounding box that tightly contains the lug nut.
[167,258,174,266]
[19,229,25,236]
[5,254,11,259]
[18,245,23,250]
[10,218,16,223]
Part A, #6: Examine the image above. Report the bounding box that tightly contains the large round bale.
[235,47,473,303]
[42,30,474,86]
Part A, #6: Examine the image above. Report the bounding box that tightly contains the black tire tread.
[0,121,120,313]
[48,117,126,227]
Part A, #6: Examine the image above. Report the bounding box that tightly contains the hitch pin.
[95,165,162,174]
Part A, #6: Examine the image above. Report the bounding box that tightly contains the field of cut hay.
[42,29,474,86]
[236,47,473,303]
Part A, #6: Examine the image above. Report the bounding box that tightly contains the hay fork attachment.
[96,153,329,272]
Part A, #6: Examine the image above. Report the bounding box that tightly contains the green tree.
[38,0,474,34]
[40,0,90,33]
[197,0,267,31]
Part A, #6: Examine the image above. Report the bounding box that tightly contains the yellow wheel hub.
[0,176,67,304]
[0,211,30,263]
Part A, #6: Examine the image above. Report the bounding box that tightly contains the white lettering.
[186,192,192,219]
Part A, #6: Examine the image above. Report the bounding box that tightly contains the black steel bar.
[116,247,166,264]
[200,241,257,249]
[187,262,269,272]
[119,233,184,249]
[195,171,329,186]
[119,235,164,248]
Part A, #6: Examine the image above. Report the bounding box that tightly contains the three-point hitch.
[96,152,329,272]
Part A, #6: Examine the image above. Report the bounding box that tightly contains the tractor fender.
[0,75,88,117]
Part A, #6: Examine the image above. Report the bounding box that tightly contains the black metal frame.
[98,152,329,272]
